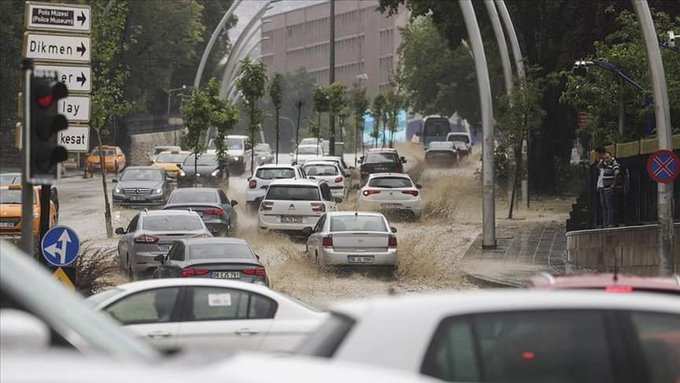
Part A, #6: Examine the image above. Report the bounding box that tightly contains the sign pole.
[21,60,34,255]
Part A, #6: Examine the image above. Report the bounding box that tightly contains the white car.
[258,179,337,233]
[87,278,326,354]
[246,164,305,211]
[447,131,472,156]
[299,290,680,382]
[357,173,423,218]
[302,160,348,201]
[292,144,323,165]
[305,212,397,268]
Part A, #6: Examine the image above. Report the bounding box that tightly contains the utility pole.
[632,0,675,274]
[296,100,303,163]
[21,60,33,255]
[328,0,336,156]
[460,0,496,248]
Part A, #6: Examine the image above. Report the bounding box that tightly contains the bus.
[422,115,451,147]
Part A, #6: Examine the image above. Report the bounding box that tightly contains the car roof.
[529,273,680,292]
[325,211,386,218]
[367,172,411,179]
[113,278,276,296]
[256,164,297,170]
[226,135,249,139]
[298,144,320,148]
[180,237,249,246]
[367,148,398,153]
[302,160,339,167]
[269,179,320,187]
[141,209,200,216]
[122,166,162,171]
[171,187,219,193]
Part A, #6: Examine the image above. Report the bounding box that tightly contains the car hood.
[227,149,245,157]
[116,180,164,190]
[426,141,456,151]
[181,165,217,175]
[0,205,23,218]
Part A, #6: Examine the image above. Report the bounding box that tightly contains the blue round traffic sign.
[41,225,80,267]
[647,150,680,185]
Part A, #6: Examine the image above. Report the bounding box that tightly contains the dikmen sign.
[24,33,90,63]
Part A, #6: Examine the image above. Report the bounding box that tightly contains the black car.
[178,153,229,188]
[163,187,238,236]
[154,237,269,286]
[112,167,172,205]
[359,149,407,185]
[254,143,274,166]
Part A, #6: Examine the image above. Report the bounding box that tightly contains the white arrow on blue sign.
[41,225,80,267]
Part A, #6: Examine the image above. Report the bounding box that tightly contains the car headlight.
[154,188,162,194]
[113,186,121,193]
[211,169,220,176]
[234,156,242,162]
[178,169,186,177]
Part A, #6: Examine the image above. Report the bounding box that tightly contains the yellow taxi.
[0,185,57,243]
[151,150,190,178]
[85,145,126,176]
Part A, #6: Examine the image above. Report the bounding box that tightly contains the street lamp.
[167,85,191,145]
[225,35,272,100]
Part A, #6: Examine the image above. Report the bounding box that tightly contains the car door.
[307,214,326,257]
[174,286,273,353]
[103,287,183,351]
[218,190,237,228]
[319,183,336,211]
[119,215,139,269]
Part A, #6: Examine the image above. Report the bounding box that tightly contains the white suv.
[246,164,305,211]
[302,161,348,201]
[257,179,337,233]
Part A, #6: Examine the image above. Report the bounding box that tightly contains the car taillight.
[362,189,381,197]
[311,202,326,212]
[260,201,273,211]
[134,234,159,244]
[605,285,633,293]
[388,235,397,248]
[243,267,267,278]
[402,190,419,197]
[248,179,257,189]
[322,235,333,248]
[180,267,209,277]
[204,207,225,216]
[334,176,343,183]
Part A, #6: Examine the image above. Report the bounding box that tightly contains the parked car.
[115,210,212,279]
[0,185,57,243]
[85,145,126,176]
[528,272,680,295]
[148,145,181,163]
[298,290,680,383]
[0,172,59,218]
[424,141,458,165]
[177,153,229,188]
[112,167,172,206]
[291,144,323,165]
[151,150,190,178]
[0,241,158,360]
[359,148,406,185]
[254,143,274,166]
[208,135,251,175]
[305,212,397,269]
[88,278,326,353]
[257,179,337,233]
[446,131,472,157]
[246,164,305,212]
[302,161,348,201]
[155,238,269,286]
[163,188,238,236]
[357,173,423,219]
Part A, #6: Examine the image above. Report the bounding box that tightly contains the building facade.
[261,0,407,96]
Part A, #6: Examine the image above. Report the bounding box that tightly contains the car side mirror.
[416,184,422,189]
[255,254,261,261]
[176,163,183,169]
[400,156,407,163]
[390,226,397,233]
[230,200,238,207]
[302,227,313,237]
[114,227,126,235]
[111,178,118,183]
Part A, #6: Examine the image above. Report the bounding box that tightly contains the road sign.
[26,2,91,33]
[24,33,90,63]
[646,149,680,184]
[41,225,80,267]
[52,267,76,290]
[58,95,90,123]
[35,64,91,93]
[58,125,90,152]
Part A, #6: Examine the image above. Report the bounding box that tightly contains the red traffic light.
[37,94,54,108]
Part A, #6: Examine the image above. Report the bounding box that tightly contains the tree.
[182,85,211,186]
[205,78,238,165]
[351,84,369,165]
[313,86,330,154]
[235,57,268,176]
[269,73,283,164]
[371,94,386,148]
[384,87,405,148]
[327,82,348,155]
[497,77,545,218]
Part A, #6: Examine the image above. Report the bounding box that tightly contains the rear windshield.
[266,185,320,201]
[184,154,217,166]
[0,189,23,204]
[300,138,318,145]
[142,215,204,231]
[120,169,163,181]
[448,134,470,144]
[369,177,412,188]
[256,168,296,180]
[189,243,254,260]
[226,138,244,150]
[85,288,124,307]
[297,314,356,358]
[365,153,398,164]
[298,146,319,155]
[330,215,387,232]
[304,165,338,176]
[168,190,218,204]
[155,153,188,163]
[0,174,20,185]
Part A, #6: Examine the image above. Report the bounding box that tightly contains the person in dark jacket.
[595,147,620,227]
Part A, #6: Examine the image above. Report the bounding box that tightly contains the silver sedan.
[305,211,397,268]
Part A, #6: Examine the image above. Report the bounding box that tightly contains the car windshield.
[155,152,188,163]
[330,215,387,232]
[92,149,116,156]
[189,243,254,260]
[120,169,163,181]
[448,134,470,144]
[168,190,218,204]
[0,174,20,185]
[0,189,23,204]
[255,144,271,153]
[266,185,320,201]
[142,215,204,231]
[300,138,318,145]
[256,168,296,179]
[226,138,244,150]
[85,288,124,307]
[304,165,338,176]
[369,177,412,188]
[365,153,398,164]
[184,154,217,166]
[298,146,319,155]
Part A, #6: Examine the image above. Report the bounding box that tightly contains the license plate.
[211,271,240,279]
[348,256,375,264]
[130,196,144,201]
[0,222,15,228]
[158,245,171,253]
[381,203,402,209]
[281,215,302,223]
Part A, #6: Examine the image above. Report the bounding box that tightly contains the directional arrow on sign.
[77,72,87,86]
[77,11,87,26]
[24,33,91,63]
[44,230,72,266]
[77,42,87,56]
[34,65,91,93]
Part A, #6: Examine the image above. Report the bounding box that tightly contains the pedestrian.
[595,146,620,227]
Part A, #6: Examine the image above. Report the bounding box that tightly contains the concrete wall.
[566,224,680,275]
[128,130,182,166]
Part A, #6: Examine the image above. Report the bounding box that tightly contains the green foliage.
[236,57,267,173]
[269,73,284,111]
[384,88,406,146]
[313,86,330,113]
[205,79,239,162]
[371,94,386,141]
[497,77,546,151]
[350,84,369,148]
[327,82,348,115]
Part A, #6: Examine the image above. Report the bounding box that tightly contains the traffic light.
[30,76,69,182]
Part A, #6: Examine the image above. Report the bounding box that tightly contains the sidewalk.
[461,220,567,287]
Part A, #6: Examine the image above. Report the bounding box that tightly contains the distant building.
[261,0,408,96]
